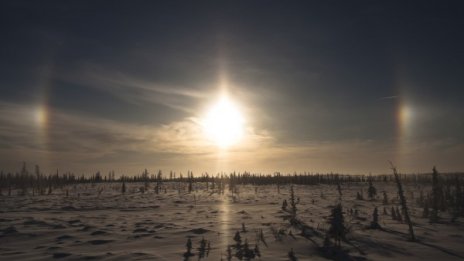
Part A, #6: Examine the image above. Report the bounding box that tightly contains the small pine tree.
[288,248,297,261]
[418,190,424,206]
[422,202,429,218]
[48,181,52,195]
[234,231,241,246]
[383,191,388,205]
[356,191,363,200]
[391,207,397,220]
[254,243,261,258]
[258,229,266,246]
[327,203,347,247]
[370,207,381,229]
[282,199,288,211]
[184,238,193,258]
[188,174,193,193]
[452,176,462,221]
[122,180,126,194]
[199,237,207,258]
[383,207,388,215]
[323,234,331,248]
[289,185,298,219]
[430,166,441,223]
[396,207,402,222]
[368,180,377,200]
[226,245,232,261]
[242,239,255,259]
[242,222,247,232]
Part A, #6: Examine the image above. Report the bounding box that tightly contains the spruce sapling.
[390,162,416,241]
[288,248,297,261]
[327,203,347,248]
[391,207,397,220]
[430,166,441,223]
[184,238,193,259]
[282,199,288,211]
[234,231,241,247]
[289,185,299,220]
[383,191,388,205]
[368,180,377,200]
[369,207,381,229]
[422,202,429,218]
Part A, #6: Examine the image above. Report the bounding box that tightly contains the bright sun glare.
[202,96,245,148]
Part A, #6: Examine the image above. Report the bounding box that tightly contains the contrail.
[380,95,398,100]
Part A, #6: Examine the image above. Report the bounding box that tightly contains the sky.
[1,1,463,175]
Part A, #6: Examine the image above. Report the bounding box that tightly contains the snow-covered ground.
[1,182,463,260]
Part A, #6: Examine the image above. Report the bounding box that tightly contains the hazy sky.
[1,1,463,175]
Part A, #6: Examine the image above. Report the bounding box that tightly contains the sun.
[202,96,245,148]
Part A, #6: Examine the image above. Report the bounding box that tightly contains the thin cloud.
[59,64,209,113]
